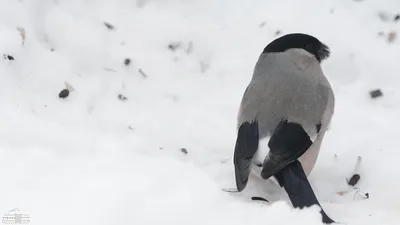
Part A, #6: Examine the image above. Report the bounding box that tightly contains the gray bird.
[233,33,335,223]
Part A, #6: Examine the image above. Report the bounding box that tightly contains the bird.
[233,33,335,223]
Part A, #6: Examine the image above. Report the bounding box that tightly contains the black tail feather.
[274,160,335,224]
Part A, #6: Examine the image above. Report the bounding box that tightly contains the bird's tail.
[274,160,335,224]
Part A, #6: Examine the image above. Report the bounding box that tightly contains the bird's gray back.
[238,49,334,139]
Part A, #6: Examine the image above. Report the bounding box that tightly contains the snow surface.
[1,0,400,224]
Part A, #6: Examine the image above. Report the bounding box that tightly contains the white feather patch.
[253,136,271,166]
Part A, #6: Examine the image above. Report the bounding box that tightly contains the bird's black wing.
[233,121,259,192]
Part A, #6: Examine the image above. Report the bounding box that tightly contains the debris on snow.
[180,148,188,154]
[336,156,367,197]
[124,58,131,66]
[346,156,362,187]
[370,89,383,99]
[59,81,75,99]
[168,42,181,51]
[138,68,148,78]
[347,174,361,187]
[336,191,348,196]
[251,196,269,202]
[168,41,194,54]
[3,54,14,60]
[333,153,339,162]
[59,89,69,98]
[353,190,370,200]
[275,30,282,36]
[259,21,266,28]
[104,22,115,30]
[377,12,400,23]
[388,31,397,43]
[17,27,26,45]
[118,94,128,101]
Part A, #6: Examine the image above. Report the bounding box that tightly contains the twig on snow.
[138,68,148,78]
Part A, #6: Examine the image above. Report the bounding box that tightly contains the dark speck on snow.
[3,54,14,60]
[347,174,361,186]
[168,42,181,51]
[118,94,128,101]
[59,89,69,98]
[104,22,114,30]
[251,196,269,202]
[370,89,383,98]
[124,58,131,66]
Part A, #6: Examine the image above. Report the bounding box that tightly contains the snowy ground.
[1,0,400,224]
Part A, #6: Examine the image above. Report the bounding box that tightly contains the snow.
[1,0,400,224]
